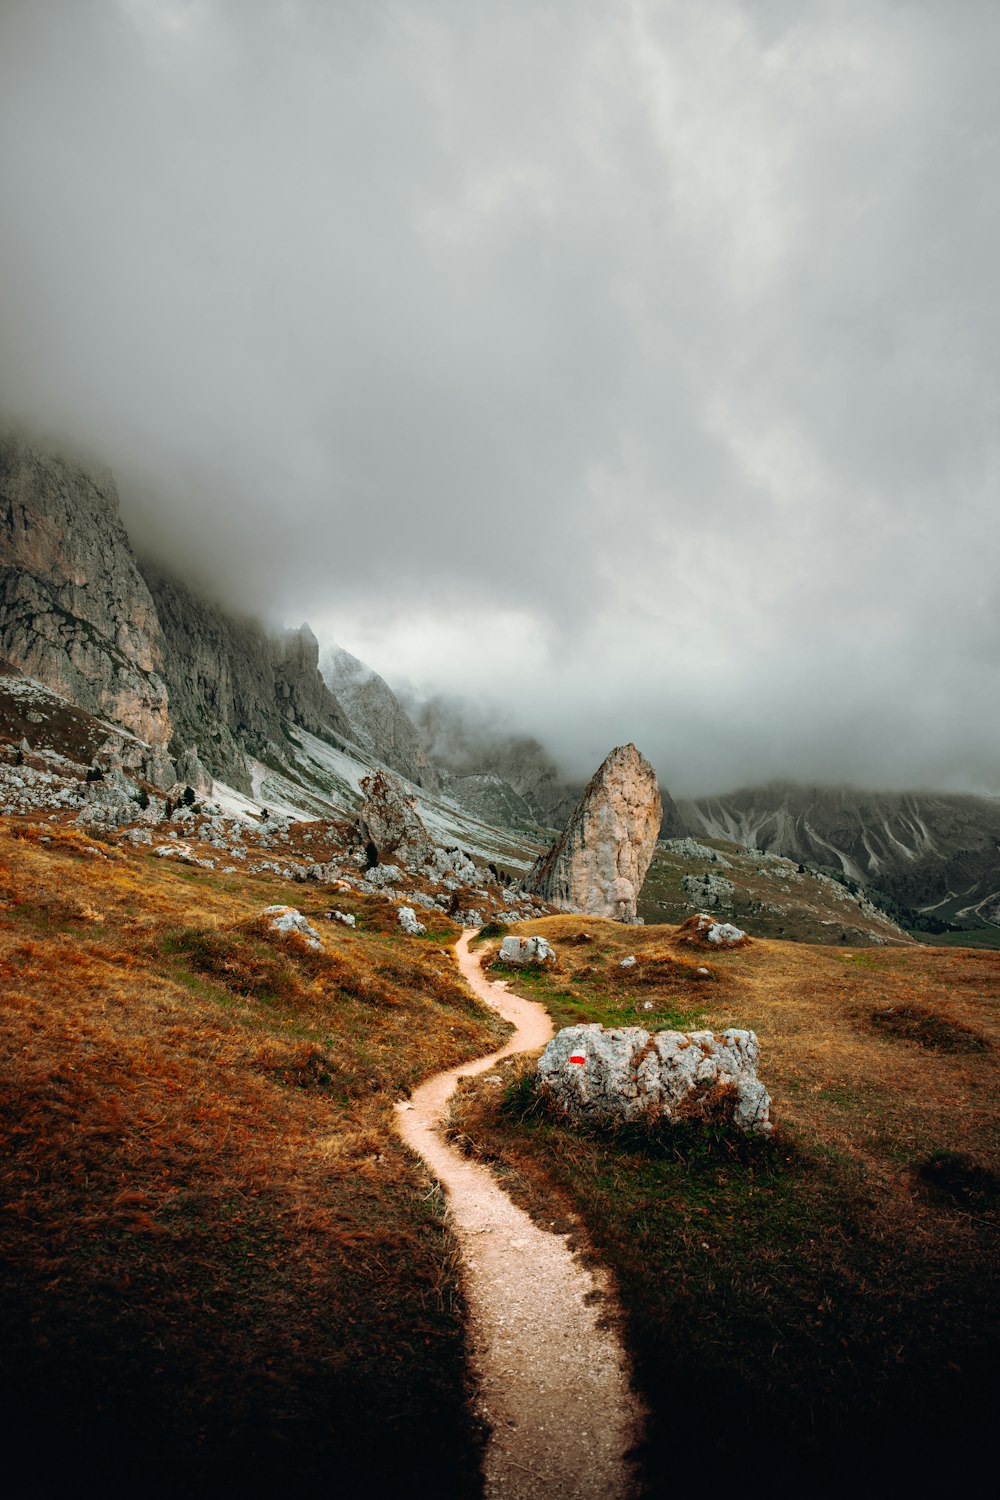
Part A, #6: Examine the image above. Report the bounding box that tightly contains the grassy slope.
[454,915,1000,1493]
[0,817,511,1499]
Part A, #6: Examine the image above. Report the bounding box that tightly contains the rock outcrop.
[0,433,172,748]
[354,770,431,867]
[537,1023,772,1135]
[524,744,662,922]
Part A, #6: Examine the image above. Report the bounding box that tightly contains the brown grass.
[0,815,509,1498]
[454,912,1000,1491]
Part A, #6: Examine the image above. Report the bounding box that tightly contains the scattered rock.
[327,909,356,928]
[499,934,556,966]
[398,906,427,936]
[619,955,637,968]
[524,744,662,923]
[537,1024,772,1135]
[681,872,735,908]
[259,905,323,949]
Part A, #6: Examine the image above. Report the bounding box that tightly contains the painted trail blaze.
[570,1054,586,1065]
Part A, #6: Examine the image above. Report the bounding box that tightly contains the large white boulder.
[499,934,557,966]
[537,1023,771,1135]
[398,906,426,936]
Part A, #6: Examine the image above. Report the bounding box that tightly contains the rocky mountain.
[321,644,440,792]
[143,558,351,795]
[680,782,1000,936]
[0,431,172,754]
[0,432,358,797]
[409,694,579,827]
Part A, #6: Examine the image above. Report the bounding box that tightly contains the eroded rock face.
[355,770,431,867]
[524,744,662,922]
[322,644,440,792]
[0,434,172,747]
[537,1023,772,1135]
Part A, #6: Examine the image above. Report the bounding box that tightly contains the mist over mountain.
[1,2,999,796]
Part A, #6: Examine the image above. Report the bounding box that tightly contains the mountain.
[0,432,172,757]
[680,782,1000,938]
[0,431,360,798]
[409,694,580,827]
[321,644,440,792]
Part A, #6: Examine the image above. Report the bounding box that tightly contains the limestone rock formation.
[524,744,662,922]
[322,644,440,791]
[398,906,426,936]
[537,1023,772,1135]
[0,433,172,747]
[354,770,431,867]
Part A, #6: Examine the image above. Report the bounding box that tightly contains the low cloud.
[2,0,998,795]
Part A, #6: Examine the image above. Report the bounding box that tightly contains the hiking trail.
[395,929,643,1499]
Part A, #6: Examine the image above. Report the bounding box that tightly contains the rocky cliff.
[0,431,354,797]
[322,645,440,791]
[0,433,172,749]
[140,564,351,795]
[525,743,663,922]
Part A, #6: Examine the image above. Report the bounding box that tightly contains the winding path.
[395,930,643,1499]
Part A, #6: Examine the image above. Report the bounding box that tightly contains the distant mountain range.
[679,784,1000,938]
[2,427,998,944]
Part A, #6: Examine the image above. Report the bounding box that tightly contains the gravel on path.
[396,929,644,1499]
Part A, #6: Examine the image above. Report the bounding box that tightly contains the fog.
[2,0,998,796]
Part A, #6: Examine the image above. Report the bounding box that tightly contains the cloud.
[1,0,998,795]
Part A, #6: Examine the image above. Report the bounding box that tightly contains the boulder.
[537,1023,772,1135]
[259,905,323,950]
[675,913,747,947]
[499,934,556,966]
[523,744,662,923]
[354,770,431,868]
[398,906,426,936]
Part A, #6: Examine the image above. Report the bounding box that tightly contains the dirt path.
[395,930,643,1499]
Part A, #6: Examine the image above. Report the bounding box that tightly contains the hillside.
[681,782,1000,946]
[2,807,997,1493]
[454,915,1000,1489]
[638,835,914,946]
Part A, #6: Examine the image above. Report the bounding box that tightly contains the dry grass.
[0,816,510,1498]
[454,913,1000,1492]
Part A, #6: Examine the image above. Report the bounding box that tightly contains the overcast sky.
[1,0,998,796]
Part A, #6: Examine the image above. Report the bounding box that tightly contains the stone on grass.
[327,909,356,928]
[537,1023,771,1136]
[675,913,748,948]
[260,905,323,950]
[499,934,556,966]
[620,955,637,968]
[398,906,426,936]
